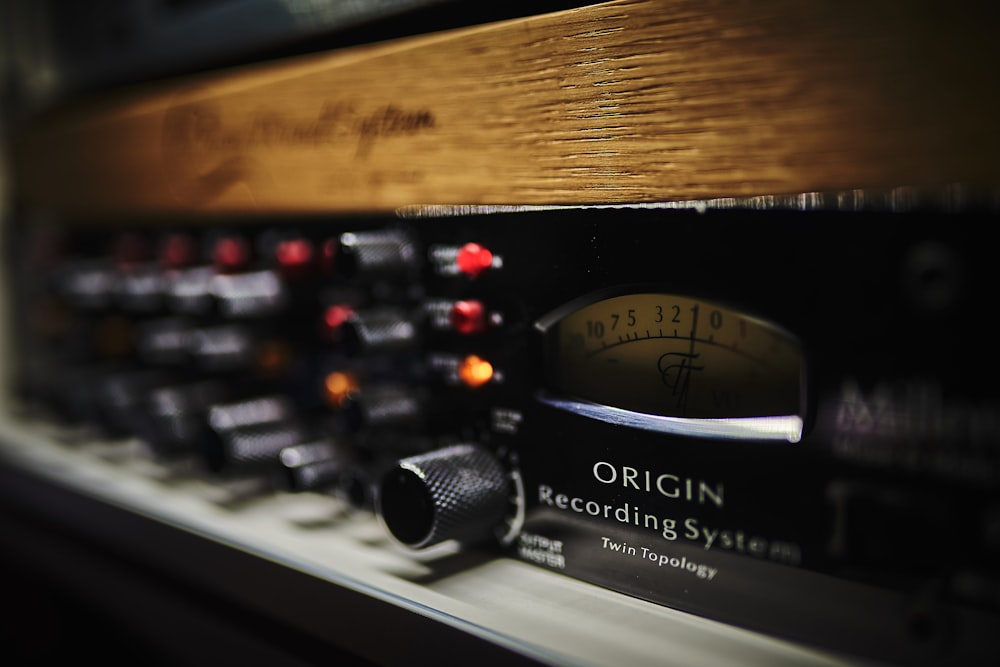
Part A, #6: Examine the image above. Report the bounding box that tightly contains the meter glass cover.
[538,292,804,439]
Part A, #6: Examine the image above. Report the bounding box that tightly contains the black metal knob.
[206,395,295,432]
[54,259,116,311]
[324,306,419,355]
[340,384,424,432]
[94,368,175,437]
[141,379,230,459]
[200,395,299,473]
[188,324,257,372]
[135,317,195,366]
[377,444,509,549]
[163,266,215,316]
[209,269,288,318]
[205,418,311,475]
[331,229,418,278]
[276,440,348,492]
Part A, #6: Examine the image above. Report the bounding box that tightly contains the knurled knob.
[377,444,509,549]
[331,229,418,278]
[205,418,311,475]
[340,384,424,432]
[141,379,230,459]
[209,269,288,318]
[94,368,175,437]
[275,440,348,492]
[324,306,418,354]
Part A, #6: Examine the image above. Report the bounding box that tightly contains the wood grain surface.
[12,0,1000,218]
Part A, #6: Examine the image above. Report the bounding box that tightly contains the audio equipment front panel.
[5,197,998,666]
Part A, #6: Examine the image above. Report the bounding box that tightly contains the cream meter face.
[536,291,805,442]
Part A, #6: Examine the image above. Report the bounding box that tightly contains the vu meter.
[536,290,805,442]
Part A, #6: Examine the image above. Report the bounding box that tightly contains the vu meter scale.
[537,292,805,442]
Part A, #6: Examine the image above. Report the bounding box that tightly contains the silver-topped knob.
[329,229,418,278]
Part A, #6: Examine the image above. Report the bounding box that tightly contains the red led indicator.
[455,242,493,278]
[275,239,314,278]
[321,239,338,273]
[213,236,250,272]
[112,233,148,270]
[322,304,356,339]
[159,234,197,269]
[450,300,487,335]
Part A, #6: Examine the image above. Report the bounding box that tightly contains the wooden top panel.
[12,0,1000,219]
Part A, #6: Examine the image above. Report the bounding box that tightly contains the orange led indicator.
[254,340,292,378]
[96,315,134,359]
[458,355,494,388]
[32,296,72,340]
[324,371,360,407]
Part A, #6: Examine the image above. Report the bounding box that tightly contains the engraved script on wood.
[160,101,436,204]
